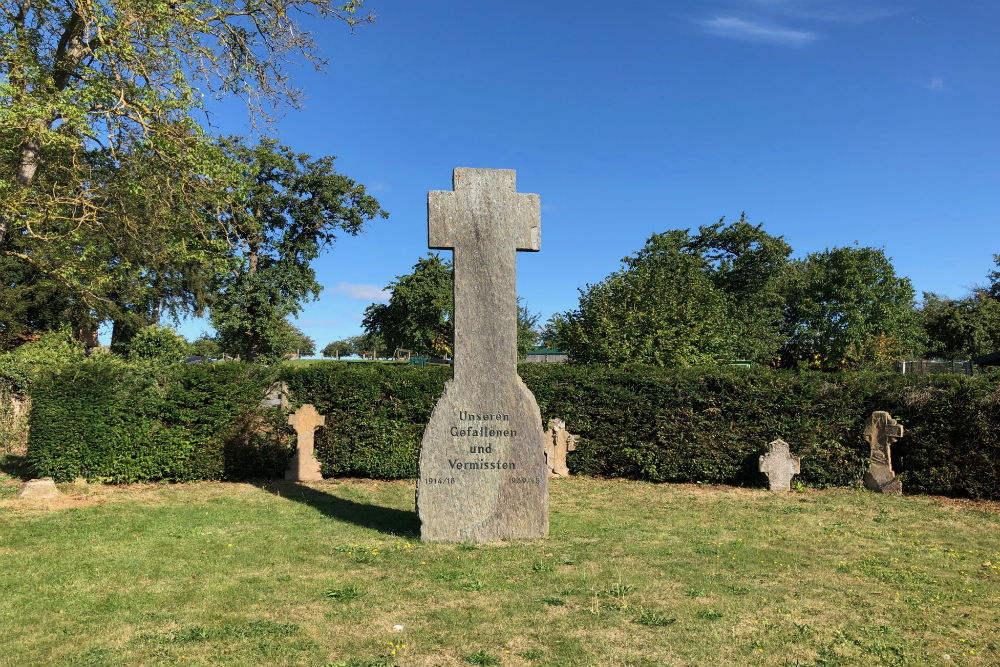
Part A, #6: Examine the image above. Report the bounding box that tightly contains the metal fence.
[895,360,974,376]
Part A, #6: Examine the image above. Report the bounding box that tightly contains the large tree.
[559,230,733,366]
[556,218,790,366]
[685,214,792,363]
[322,339,354,360]
[1,0,375,342]
[211,138,385,363]
[921,291,1000,360]
[782,246,922,369]
[362,254,454,357]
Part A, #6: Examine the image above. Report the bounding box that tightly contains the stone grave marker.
[416,168,547,542]
[758,439,800,491]
[863,411,903,494]
[286,403,326,482]
[543,418,579,477]
[17,477,59,499]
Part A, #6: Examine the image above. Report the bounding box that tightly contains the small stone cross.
[759,439,801,491]
[863,411,904,494]
[286,403,326,482]
[543,418,579,477]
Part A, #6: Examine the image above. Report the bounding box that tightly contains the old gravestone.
[17,477,59,499]
[758,439,800,492]
[543,418,579,478]
[416,168,548,542]
[285,403,326,482]
[863,411,903,495]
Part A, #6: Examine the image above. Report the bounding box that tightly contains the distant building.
[525,348,568,363]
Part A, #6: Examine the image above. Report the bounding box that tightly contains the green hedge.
[282,363,1000,499]
[280,363,451,479]
[27,358,291,482]
[25,358,1000,499]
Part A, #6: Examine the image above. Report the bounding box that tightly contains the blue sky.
[167,0,1000,352]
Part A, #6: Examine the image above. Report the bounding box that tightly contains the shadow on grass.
[0,454,30,481]
[258,481,419,538]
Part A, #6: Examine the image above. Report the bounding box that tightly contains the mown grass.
[1,476,999,666]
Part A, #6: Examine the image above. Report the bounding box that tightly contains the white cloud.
[748,0,901,24]
[929,76,945,91]
[700,16,817,46]
[332,282,390,302]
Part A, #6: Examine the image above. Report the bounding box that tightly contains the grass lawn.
[1,473,998,667]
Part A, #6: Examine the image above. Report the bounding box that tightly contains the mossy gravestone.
[416,168,548,542]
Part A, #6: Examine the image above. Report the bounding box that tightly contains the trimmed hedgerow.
[25,357,1000,499]
[280,363,451,479]
[27,358,290,482]
[282,363,1000,499]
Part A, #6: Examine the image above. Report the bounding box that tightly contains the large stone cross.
[428,168,540,385]
[286,403,325,482]
[417,168,548,542]
[759,439,801,492]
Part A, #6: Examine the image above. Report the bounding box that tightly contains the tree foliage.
[210,138,385,363]
[124,325,188,363]
[322,339,354,359]
[782,246,922,369]
[1,0,375,343]
[362,254,453,357]
[556,218,790,366]
[921,291,1000,360]
[558,230,732,366]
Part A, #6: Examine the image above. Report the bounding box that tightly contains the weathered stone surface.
[863,411,904,494]
[758,439,800,491]
[417,168,547,542]
[543,418,579,477]
[17,477,59,499]
[285,403,325,482]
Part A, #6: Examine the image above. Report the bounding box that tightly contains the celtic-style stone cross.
[286,403,325,482]
[759,439,800,492]
[416,168,548,542]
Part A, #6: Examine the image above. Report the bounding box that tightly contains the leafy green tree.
[782,246,922,369]
[988,255,1000,300]
[537,313,569,350]
[559,230,733,366]
[921,291,1000,360]
[517,300,540,360]
[322,339,354,360]
[210,138,385,363]
[685,214,792,363]
[362,254,540,359]
[1,0,373,248]
[188,335,221,359]
[362,254,454,357]
[124,325,188,363]
[347,332,385,359]
[283,324,315,357]
[1,0,374,343]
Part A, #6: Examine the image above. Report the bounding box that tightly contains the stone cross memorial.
[863,411,904,495]
[417,168,548,542]
[543,418,579,478]
[758,439,800,492]
[286,403,326,482]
